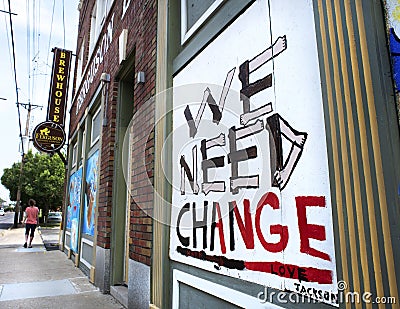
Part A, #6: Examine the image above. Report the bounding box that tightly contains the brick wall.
[129,100,155,266]
[68,0,157,264]
[124,0,157,266]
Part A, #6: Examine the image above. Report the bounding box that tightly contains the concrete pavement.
[0,226,125,309]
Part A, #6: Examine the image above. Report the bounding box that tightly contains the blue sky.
[0,0,79,202]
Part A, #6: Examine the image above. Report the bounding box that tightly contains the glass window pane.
[186,0,215,30]
[91,109,101,145]
[72,144,77,166]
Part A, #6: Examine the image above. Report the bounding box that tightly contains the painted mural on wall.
[386,0,400,90]
[170,0,338,305]
[67,167,82,252]
[83,150,99,236]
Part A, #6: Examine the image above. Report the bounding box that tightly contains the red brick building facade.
[63,0,156,307]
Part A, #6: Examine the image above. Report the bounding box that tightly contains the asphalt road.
[0,212,14,231]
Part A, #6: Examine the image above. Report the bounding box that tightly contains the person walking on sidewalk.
[22,199,39,248]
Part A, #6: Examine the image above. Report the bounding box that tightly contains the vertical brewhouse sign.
[47,48,72,127]
[33,48,72,153]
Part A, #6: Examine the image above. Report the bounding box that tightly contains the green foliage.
[1,151,65,212]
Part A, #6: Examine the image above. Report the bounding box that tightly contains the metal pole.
[13,157,24,227]
[13,103,31,227]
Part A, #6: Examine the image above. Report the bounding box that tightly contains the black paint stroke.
[228,126,260,194]
[241,74,273,99]
[200,139,226,194]
[177,246,245,270]
[180,155,198,195]
[192,201,208,249]
[227,146,257,164]
[184,105,198,138]
[266,113,307,190]
[177,203,190,247]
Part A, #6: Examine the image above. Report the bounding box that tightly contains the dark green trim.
[172,261,334,309]
[172,0,254,75]
[111,55,135,285]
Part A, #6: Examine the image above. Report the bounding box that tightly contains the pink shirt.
[25,206,39,224]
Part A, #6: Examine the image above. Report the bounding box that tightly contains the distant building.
[63,1,400,308]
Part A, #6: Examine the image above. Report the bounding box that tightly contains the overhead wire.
[26,0,31,105]
[31,0,42,134]
[2,0,13,77]
[32,0,35,60]
[7,0,25,155]
[37,0,41,57]
[44,0,55,97]
[62,0,65,48]
[27,0,43,114]
[47,0,55,60]
[31,0,37,107]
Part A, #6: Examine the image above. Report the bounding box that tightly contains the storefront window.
[81,130,86,161]
[89,0,109,55]
[122,0,131,17]
[72,143,77,167]
[181,0,224,43]
[91,108,101,146]
[89,4,97,55]
[76,39,85,89]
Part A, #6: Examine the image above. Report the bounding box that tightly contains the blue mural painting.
[390,28,400,90]
[83,150,99,236]
[67,167,82,253]
[386,1,400,91]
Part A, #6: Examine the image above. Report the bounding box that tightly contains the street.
[0,212,14,231]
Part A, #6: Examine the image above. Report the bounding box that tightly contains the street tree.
[1,151,65,215]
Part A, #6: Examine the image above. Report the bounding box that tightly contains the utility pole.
[13,101,42,227]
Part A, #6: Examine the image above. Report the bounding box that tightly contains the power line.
[32,0,36,61]
[0,8,15,15]
[44,0,55,97]
[7,0,24,155]
[62,0,65,48]
[7,0,26,227]
[29,0,45,118]
[47,0,55,59]
[31,0,37,105]
[2,0,14,77]
[26,0,31,105]
[37,0,41,58]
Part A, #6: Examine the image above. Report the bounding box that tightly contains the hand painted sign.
[47,48,72,127]
[170,0,338,305]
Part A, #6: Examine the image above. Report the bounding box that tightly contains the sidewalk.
[0,226,125,309]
